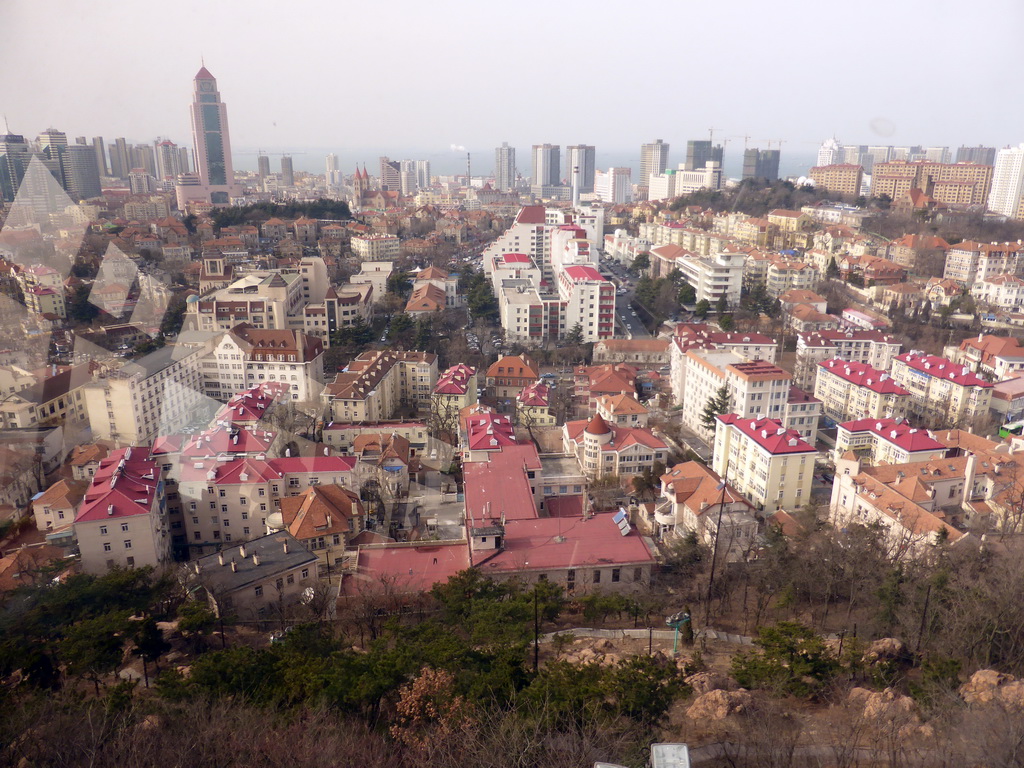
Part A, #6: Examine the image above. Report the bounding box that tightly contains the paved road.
[616,294,651,338]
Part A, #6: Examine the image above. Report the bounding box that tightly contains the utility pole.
[704,462,730,626]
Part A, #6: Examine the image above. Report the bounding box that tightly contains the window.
[258,487,266,497]
[611,568,620,583]
[243,527,250,536]
[192,516,199,525]
[123,540,132,550]
[103,542,111,552]
[99,525,108,536]
[593,569,601,584]
[254,585,263,597]
[121,522,129,532]
[194,531,201,540]
[219,489,226,498]
[221,505,228,512]
[287,574,294,585]
[633,567,642,582]
[332,533,341,545]
[242,511,249,520]
[213,531,221,540]
[301,568,309,579]
[126,557,135,568]
[276,578,284,590]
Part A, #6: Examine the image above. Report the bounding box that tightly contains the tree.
[678,282,696,305]
[719,314,734,332]
[67,284,99,324]
[731,621,839,698]
[389,313,413,340]
[631,460,666,501]
[629,253,650,274]
[160,294,188,337]
[826,257,841,279]
[716,293,729,316]
[387,271,413,297]
[699,384,731,434]
[61,611,130,696]
[132,617,171,688]
[564,323,584,347]
[694,299,710,319]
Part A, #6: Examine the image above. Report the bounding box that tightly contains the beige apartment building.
[871,161,993,207]
[814,359,910,423]
[713,415,816,514]
[809,164,863,197]
[322,350,438,423]
[889,352,993,426]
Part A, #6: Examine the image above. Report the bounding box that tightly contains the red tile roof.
[895,353,992,388]
[716,414,816,455]
[76,448,160,522]
[819,359,909,394]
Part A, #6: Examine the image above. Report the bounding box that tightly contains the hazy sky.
[4,0,1022,172]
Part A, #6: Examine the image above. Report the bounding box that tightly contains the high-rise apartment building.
[63,144,102,200]
[871,160,993,207]
[956,145,997,166]
[809,164,864,197]
[684,140,723,171]
[156,140,183,180]
[178,65,241,206]
[130,144,157,177]
[989,144,1024,219]
[399,159,417,195]
[111,138,129,179]
[325,153,340,186]
[280,155,294,187]
[742,148,780,182]
[495,142,516,192]
[566,145,596,194]
[531,144,560,187]
[257,152,270,180]
[91,136,108,177]
[817,137,841,167]
[594,167,631,204]
[414,159,430,190]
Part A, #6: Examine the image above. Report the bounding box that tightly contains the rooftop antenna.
[2,115,9,133]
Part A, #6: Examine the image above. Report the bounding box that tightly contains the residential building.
[889,352,993,426]
[594,167,631,204]
[648,461,758,561]
[485,354,539,400]
[766,260,816,297]
[809,164,863,197]
[674,251,746,307]
[74,447,171,574]
[957,146,997,166]
[563,413,668,479]
[971,275,1024,311]
[566,145,596,195]
[713,415,816,514]
[272,485,365,570]
[0,363,91,429]
[83,346,206,446]
[783,387,822,442]
[684,140,723,171]
[189,532,319,620]
[886,234,950,272]
[432,364,478,416]
[187,270,305,333]
[871,160,993,207]
[574,363,637,412]
[516,380,555,427]
[70,444,109,481]
[833,418,947,466]
[988,144,1024,219]
[176,66,241,207]
[943,241,1023,285]
[322,350,438,422]
[793,329,902,390]
[948,334,1024,381]
[198,324,324,403]
[814,359,910,423]
[592,338,671,366]
[349,261,394,300]
[32,478,87,534]
[352,234,399,261]
[991,373,1024,421]
[410,265,462,309]
[596,393,649,428]
[531,144,561,196]
[742,148,780,183]
[558,264,616,342]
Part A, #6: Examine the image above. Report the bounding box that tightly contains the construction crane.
[236,149,307,156]
[708,127,724,144]
[730,134,752,150]
[765,139,787,151]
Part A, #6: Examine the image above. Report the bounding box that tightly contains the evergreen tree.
[694,299,710,319]
[699,384,731,433]
[826,257,840,279]
[716,293,729,316]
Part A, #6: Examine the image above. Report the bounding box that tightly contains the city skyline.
[4,0,1022,157]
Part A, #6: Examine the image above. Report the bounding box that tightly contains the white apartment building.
[814,359,911,423]
[833,418,947,466]
[889,352,993,426]
[988,144,1024,219]
[943,241,1023,285]
[713,414,816,514]
[675,252,746,306]
[970,275,1024,311]
[765,260,817,297]
[349,261,394,302]
[83,346,206,446]
[188,271,305,333]
[558,264,616,343]
[198,325,325,404]
[74,447,172,575]
[351,234,400,261]
[594,167,631,204]
[794,329,903,391]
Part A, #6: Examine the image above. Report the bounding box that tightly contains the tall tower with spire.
[177,64,240,207]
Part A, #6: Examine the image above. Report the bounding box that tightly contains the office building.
[742,148,780,182]
[414,159,430,189]
[594,167,631,203]
[640,139,670,182]
[989,144,1024,219]
[155,140,183,180]
[684,140,723,171]
[495,142,516,192]
[280,155,294,187]
[62,144,102,200]
[378,157,401,191]
[566,144,596,194]
[177,65,241,206]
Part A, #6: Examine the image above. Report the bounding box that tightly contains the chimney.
[230,560,237,572]
[253,553,261,566]
[218,552,225,566]
[239,543,247,558]
[282,539,289,554]
[963,452,978,503]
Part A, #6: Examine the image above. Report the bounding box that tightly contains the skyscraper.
[281,155,294,187]
[63,144,102,200]
[566,145,596,194]
[156,140,183,180]
[399,159,417,195]
[91,137,108,177]
[325,153,340,186]
[495,142,516,192]
[640,139,670,182]
[989,144,1024,219]
[531,144,560,187]
[257,152,271,180]
[131,144,158,177]
[594,167,631,204]
[742,148,780,182]
[111,138,129,179]
[180,64,240,206]
[685,140,723,171]
[0,133,31,201]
